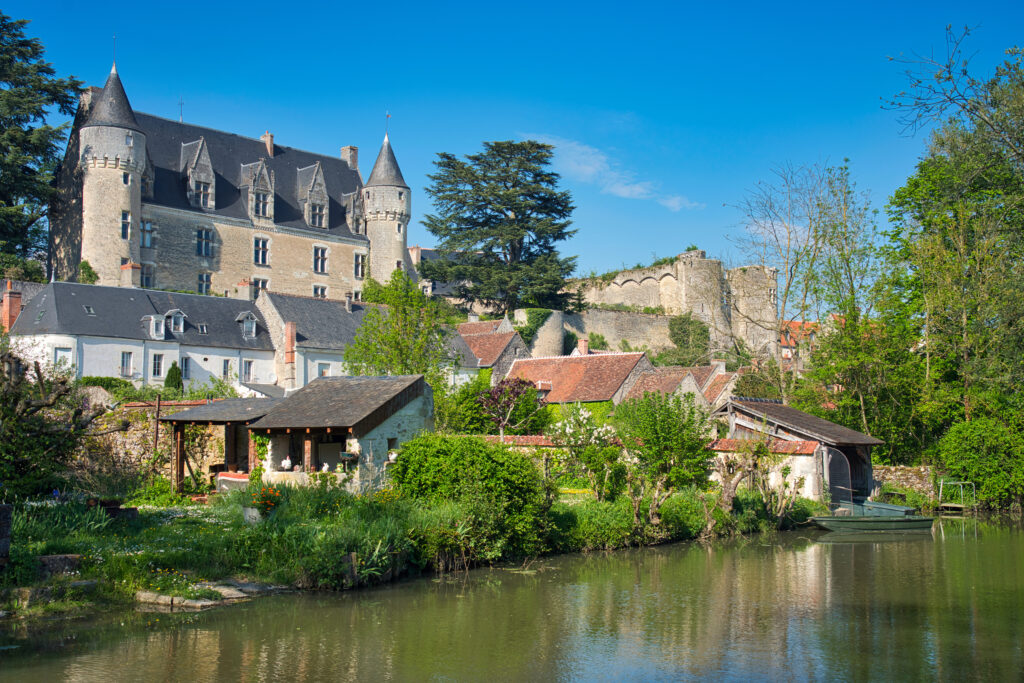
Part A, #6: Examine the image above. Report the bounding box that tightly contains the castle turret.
[78,63,147,286]
[363,134,411,282]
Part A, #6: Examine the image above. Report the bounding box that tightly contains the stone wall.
[563,309,674,353]
[873,465,934,497]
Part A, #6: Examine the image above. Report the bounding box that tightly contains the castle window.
[353,290,361,301]
[126,132,134,147]
[198,272,211,295]
[254,192,270,217]
[250,278,268,300]
[313,285,327,299]
[122,172,130,185]
[141,264,154,288]
[152,354,163,378]
[140,221,154,248]
[196,228,213,257]
[254,238,269,265]
[313,247,327,274]
[121,211,131,240]
[396,260,403,272]
[354,253,366,279]
[310,203,325,227]
[365,191,370,200]
[195,182,211,208]
[397,222,402,234]
[398,191,403,200]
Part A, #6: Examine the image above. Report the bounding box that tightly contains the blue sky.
[12,0,1024,275]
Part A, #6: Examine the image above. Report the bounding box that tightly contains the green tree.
[344,270,453,393]
[78,260,99,284]
[0,253,45,282]
[421,140,577,313]
[613,392,712,532]
[164,361,183,392]
[546,402,622,501]
[0,13,82,260]
[653,313,711,366]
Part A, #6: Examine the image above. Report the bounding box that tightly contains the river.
[2,518,1022,681]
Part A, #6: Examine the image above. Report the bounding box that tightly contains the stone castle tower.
[363,133,412,281]
[77,64,148,287]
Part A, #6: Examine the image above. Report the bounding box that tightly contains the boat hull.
[810,516,934,532]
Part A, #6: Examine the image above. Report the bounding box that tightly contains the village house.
[8,281,277,395]
[161,375,433,492]
[505,347,653,405]
[622,360,739,410]
[712,398,884,502]
[455,316,529,385]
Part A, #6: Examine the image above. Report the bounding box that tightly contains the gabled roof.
[83,63,142,132]
[131,113,366,237]
[248,375,424,433]
[625,366,693,401]
[160,398,282,424]
[729,399,885,447]
[507,353,646,403]
[457,319,503,336]
[261,292,375,350]
[365,134,408,188]
[703,372,736,403]
[462,331,518,368]
[9,282,273,350]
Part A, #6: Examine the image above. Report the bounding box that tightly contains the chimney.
[468,313,480,323]
[710,358,727,374]
[1,282,22,332]
[120,261,141,287]
[345,291,353,313]
[284,321,296,365]
[578,337,589,356]
[260,131,274,158]
[340,145,358,171]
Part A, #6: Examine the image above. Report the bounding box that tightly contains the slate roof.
[262,292,375,350]
[9,282,273,351]
[507,353,645,403]
[448,333,479,370]
[2,279,47,306]
[160,398,282,424]
[83,64,142,132]
[703,372,736,403]
[462,331,518,368]
[248,375,424,433]
[731,399,885,446]
[242,382,286,398]
[132,112,366,237]
[708,438,819,455]
[365,134,408,188]
[625,366,693,401]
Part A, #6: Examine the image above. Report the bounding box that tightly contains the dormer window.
[310,203,325,227]
[150,317,164,339]
[167,310,185,334]
[254,192,270,217]
[195,182,211,208]
[236,312,258,339]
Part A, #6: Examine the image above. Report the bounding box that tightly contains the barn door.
[825,447,853,508]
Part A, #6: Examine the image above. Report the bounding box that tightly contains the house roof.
[708,438,819,455]
[242,382,287,398]
[2,279,47,306]
[625,366,693,401]
[365,133,408,188]
[730,399,885,446]
[506,353,645,403]
[160,398,282,424]
[132,112,367,237]
[261,291,375,350]
[83,64,142,132]
[9,282,273,351]
[462,331,518,368]
[248,375,425,433]
[781,320,819,347]
[703,372,735,403]
[448,333,479,370]
[457,319,503,336]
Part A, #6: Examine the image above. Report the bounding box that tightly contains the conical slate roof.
[83,63,142,132]
[365,133,408,188]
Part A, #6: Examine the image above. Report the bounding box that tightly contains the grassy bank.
[1,483,822,619]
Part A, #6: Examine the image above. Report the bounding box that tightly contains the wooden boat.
[810,515,934,532]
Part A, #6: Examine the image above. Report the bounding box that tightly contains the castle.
[50,64,412,300]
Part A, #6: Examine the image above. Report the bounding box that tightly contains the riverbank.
[0,484,824,622]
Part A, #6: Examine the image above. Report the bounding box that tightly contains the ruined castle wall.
[580,263,677,312]
[727,265,779,355]
[563,310,673,353]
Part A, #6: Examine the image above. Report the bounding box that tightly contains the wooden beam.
[174,425,185,493]
[303,436,313,472]
[247,431,257,472]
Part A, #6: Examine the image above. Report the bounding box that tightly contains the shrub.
[164,362,183,392]
[933,418,1024,510]
[79,376,135,394]
[392,434,549,557]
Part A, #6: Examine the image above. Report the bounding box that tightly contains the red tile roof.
[462,331,517,368]
[483,435,556,447]
[781,320,820,347]
[703,372,736,403]
[708,438,819,455]
[625,366,692,401]
[457,320,502,336]
[507,353,645,403]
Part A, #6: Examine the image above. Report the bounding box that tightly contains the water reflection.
[2,519,1022,681]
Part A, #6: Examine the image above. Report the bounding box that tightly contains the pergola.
[159,398,281,491]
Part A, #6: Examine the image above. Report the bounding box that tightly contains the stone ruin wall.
[872,465,935,498]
